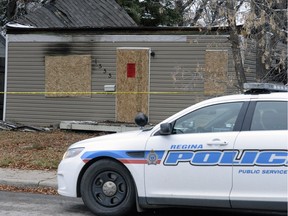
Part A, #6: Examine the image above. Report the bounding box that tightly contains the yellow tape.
[0,91,203,95]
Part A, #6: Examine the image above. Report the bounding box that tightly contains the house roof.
[12,0,137,28]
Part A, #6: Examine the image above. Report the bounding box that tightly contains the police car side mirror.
[160,123,173,135]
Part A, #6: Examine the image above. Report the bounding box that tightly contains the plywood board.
[116,48,150,123]
[204,50,228,95]
[45,55,91,97]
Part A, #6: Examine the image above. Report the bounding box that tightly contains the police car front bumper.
[57,157,85,197]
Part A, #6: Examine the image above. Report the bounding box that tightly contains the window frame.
[242,100,288,131]
[170,101,249,135]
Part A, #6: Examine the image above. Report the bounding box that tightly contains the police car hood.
[69,130,144,148]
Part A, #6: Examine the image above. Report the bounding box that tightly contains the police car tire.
[80,159,136,216]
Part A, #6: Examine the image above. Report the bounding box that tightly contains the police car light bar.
[244,83,288,93]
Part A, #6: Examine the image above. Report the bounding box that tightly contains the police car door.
[145,102,247,207]
[230,99,288,211]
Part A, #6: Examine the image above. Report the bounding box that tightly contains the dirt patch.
[0,184,57,195]
[0,130,105,170]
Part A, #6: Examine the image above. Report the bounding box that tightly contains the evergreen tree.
[116,0,183,26]
[0,0,8,26]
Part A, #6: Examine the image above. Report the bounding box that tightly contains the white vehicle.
[57,83,288,216]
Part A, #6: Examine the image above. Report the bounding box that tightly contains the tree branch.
[191,0,209,25]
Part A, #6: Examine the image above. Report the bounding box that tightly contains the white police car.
[57,83,288,216]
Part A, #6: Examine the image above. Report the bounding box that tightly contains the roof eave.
[6,26,234,35]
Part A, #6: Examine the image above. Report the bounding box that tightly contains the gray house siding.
[6,41,116,126]
[5,32,250,126]
[243,38,257,81]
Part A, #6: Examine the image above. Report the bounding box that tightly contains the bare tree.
[0,0,42,27]
[248,0,287,84]
[182,0,287,88]
[226,0,247,90]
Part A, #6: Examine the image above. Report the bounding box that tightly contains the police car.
[57,83,288,216]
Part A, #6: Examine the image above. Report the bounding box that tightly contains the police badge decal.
[147,150,158,165]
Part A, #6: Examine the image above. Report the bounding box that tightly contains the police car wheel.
[80,159,136,216]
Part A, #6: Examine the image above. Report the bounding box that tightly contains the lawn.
[0,130,104,170]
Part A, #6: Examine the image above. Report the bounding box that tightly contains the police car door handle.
[207,139,228,146]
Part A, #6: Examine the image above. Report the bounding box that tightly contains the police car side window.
[250,101,287,131]
[173,102,243,134]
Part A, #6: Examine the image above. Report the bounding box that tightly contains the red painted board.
[127,63,136,78]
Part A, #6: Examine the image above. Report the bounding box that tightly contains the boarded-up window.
[204,50,228,95]
[45,55,91,97]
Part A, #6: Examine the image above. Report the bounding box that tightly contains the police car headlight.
[63,147,84,159]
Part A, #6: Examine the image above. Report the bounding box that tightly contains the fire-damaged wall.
[4,29,257,126]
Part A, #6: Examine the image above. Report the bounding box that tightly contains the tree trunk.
[226,1,246,91]
[255,42,266,80]
[7,0,17,21]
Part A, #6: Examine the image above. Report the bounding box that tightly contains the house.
[4,26,257,127]
[2,0,257,126]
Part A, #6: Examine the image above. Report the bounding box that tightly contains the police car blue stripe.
[81,150,165,164]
